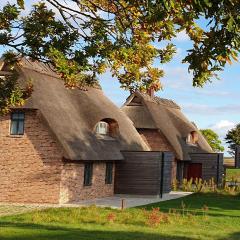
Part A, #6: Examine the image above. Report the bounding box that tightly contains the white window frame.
[186,133,192,144]
[96,121,109,135]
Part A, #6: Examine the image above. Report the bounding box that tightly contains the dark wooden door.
[187,163,202,181]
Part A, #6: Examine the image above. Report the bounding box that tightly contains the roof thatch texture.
[3,58,149,161]
[122,92,213,160]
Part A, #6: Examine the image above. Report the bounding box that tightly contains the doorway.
[187,163,202,181]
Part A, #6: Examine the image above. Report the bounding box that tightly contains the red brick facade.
[138,129,174,151]
[0,110,114,204]
[60,163,115,203]
[137,129,177,181]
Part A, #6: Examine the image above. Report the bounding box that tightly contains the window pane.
[12,112,24,120]
[18,121,24,135]
[10,113,25,135]
[18,113,25,120]
[105,163,113,184]
[10,120,18,135]
[96,121,109,135]
[11,113,19,120]
[84,163,93,186]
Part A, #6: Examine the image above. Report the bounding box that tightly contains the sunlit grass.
[0,192,240,240]
[226,168,240,182]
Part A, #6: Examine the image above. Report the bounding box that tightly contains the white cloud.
[161,66,192,89]
[174,31,190,42]
[210,120,235,130]
[209,120,236,136]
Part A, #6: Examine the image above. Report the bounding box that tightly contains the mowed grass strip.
[0,192,240,240]
[226,168,240,182]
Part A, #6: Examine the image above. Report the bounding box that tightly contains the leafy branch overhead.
[0,0,239,110]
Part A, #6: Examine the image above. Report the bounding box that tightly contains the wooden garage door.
[187,163,202,181]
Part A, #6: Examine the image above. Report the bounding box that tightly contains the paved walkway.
[66,191,193,209]
[0,204,47,217]
[0,191,193,216]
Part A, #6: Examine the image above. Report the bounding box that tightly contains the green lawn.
[226,168,240,182]
[0,193,240,240]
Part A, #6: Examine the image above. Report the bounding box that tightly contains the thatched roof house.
[2,58,149,161]
[122,91,212,161]
[121,91,224,185]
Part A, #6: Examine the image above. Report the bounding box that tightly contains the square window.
[84,163,93,186]
[10,112,25,135]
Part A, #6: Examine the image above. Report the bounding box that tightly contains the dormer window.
[186,131,198,145]
[95,121,109,135]
[94,118,119,138]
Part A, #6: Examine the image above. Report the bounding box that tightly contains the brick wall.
[0,110,63,203]
[138,128,177,180]
[60,162,115,203]
[138,129,174,151]
[0,110,115,204]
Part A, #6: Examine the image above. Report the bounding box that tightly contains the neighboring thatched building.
[121,91,224,184]
[0,58,224,204]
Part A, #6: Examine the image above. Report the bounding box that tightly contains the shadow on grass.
[0,222,240,240]
[0,221,190,240]
[137,192,240,218]
[218,232,240,240]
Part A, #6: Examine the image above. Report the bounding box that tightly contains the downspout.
[160,152,165,198]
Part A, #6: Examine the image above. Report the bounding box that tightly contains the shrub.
[144,208,169,227]
[194,178,203,192]
[106,212,116,223]
[172,179,179,191]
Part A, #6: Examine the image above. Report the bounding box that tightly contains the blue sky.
[1,0,239,155]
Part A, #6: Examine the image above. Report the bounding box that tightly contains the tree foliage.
[200,129,224,152]
[0,0,239,111]
[225,124,240,156]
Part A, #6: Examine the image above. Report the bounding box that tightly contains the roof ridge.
[138,92,181,109]
[19,58,58,79]
[18,58,102,90]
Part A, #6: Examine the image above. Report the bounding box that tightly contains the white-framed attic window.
[95,121,109,135]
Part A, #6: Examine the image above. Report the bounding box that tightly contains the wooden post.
[121,199,126,210]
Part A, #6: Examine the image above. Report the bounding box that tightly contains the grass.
[226,168,240,182]
[0,192,240,240]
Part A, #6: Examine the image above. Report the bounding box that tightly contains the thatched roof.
[122,91,213,160]
[2,58,149,161]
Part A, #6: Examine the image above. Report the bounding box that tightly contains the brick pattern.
[0,110,63,203]
[0,110,115,204]
[138,129,174,151]
[138,129,177,180]
[60,163,115,203]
